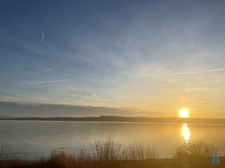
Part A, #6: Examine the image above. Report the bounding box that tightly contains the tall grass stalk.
[0,144,14,161]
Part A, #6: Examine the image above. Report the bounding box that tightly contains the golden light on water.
[181,123,190,143]
[178,108,190,118]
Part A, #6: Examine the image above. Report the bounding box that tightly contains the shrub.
[90,137,124,161]
[47,151,76,168]
[174,140,219,157]
[173,140,219,167]
[125,143,159,160]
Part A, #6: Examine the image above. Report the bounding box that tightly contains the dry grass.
[0,139,223,168]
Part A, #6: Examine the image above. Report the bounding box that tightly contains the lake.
[0,120,225,160]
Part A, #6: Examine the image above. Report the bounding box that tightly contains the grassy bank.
[0,139,224,168]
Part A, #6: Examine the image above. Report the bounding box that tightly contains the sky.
[1,0,225,118]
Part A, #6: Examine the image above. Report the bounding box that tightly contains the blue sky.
[1,0,225,118]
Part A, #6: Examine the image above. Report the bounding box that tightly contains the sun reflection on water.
[181,123,190,143]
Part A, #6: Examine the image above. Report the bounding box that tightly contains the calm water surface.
[0,120,225,160]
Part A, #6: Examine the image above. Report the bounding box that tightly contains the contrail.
[25,80,70,84]
[42,31,45,43]
[175,68,225,75]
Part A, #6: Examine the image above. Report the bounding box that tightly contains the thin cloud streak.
[175,69,225,75]
[25,80,70,84]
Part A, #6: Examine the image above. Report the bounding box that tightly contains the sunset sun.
[178,108,190,118]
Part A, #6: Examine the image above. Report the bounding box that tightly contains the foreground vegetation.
[0,139,224,168]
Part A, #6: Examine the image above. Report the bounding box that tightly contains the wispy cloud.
[25,80,70,85]
[174,68,225,75]
[1,1,225,118]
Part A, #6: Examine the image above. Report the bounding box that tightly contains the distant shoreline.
[1,116,225,124]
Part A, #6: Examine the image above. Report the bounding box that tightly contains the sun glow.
[178,108,190,118]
